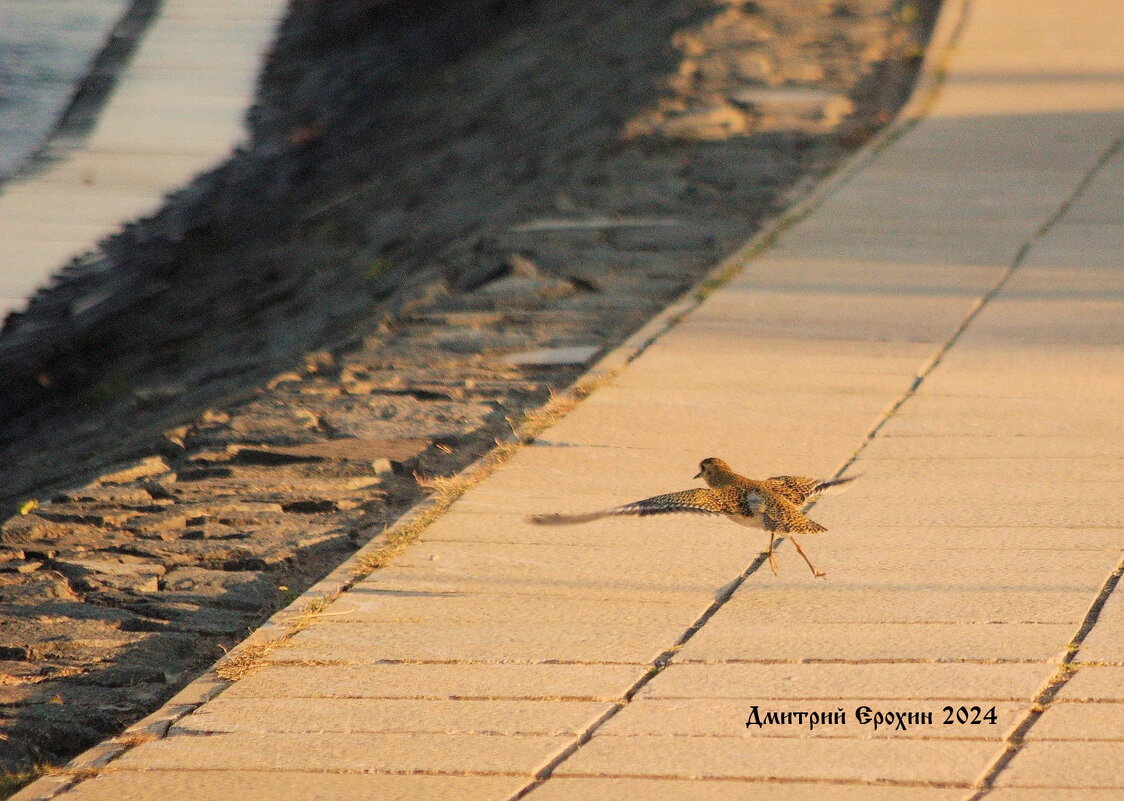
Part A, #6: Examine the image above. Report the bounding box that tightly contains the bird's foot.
[766,550,779,576]
[787,535,827,579]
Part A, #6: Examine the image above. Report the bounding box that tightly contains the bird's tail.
[803,518,828,534]
[815,474,860,496]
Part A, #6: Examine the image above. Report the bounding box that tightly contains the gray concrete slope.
[0,0,128,180]
[0,0,286,317]
[15,0,1124,798]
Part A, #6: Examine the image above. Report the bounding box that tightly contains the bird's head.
[694,457,734,485]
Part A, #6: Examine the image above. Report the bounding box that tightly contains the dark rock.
[52,557,164,593]
[71,663,165,687]
[233,437,427,472]
[0,571,79,602]
[2,515,66,544]
[96,456,171,485]
[182,523,243,540]
[282,499,338,514]
[176,466,235,481]
[475,275,577,305]
[52,485,154,505]
[33,505,138,528]
[160,567,277,612]
[606,224,717,251]
[173,501,285,527]
[124,511,190,534]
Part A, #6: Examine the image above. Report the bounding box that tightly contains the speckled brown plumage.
[528,457,856,578]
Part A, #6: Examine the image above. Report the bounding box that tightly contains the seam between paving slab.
[828,128,1124,799]
[839,129,1124,475]
[816,128,1124,797]
[978,604,1124,769]
[966,561,1124,799]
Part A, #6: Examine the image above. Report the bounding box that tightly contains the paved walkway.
[0,0,286,318]
[15,0,1124,798]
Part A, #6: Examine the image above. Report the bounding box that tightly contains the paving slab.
[324,588,708,624]
[686,286,998,342]
[575,383,905,430]
[858,433,1124,460]
[108,730,572,775]
[1006,264,1124,297]
[875,394,1119,439]
[675,621,1074,663]
[526,779,965,801]
[1055,667,1124,702]
[732,256,1004,297]
[276,614,679,664]
[35,149,241,190]
[985,792,1124,801]
[642,662,1052,702]
[810,490,1122,528]
[836,455,1124,484]
[536,396,878,462]
[221,663,641,701]
[995,741,1124,788]
[1030,701,1124,741]
[633,330,936,375]
[350,567,735,605]
[809,526,1122,553]
[706,585,1096,624]
[556,735,994,784]
[423,509,750,550]
[178,697,612,736]
[57,772,526,801]
[0,183,162,223]
[756,224,1022,268]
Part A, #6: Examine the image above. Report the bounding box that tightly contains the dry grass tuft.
[214,638,285,681]
[298,592,340,617]
[287,591,348,632]
[114,732,156,749]
[44,766,101,781]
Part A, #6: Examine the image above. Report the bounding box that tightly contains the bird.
[527,457,855,578]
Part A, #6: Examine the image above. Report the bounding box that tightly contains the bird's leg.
[788,535,826,579]
[766,531,779,576]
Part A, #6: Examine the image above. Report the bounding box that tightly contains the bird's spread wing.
[764,474,857,505]
[529,488,738,526]
[762,476,820,505]
[761,495,827,534]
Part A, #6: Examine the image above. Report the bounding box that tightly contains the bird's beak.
[693,470,703,479]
